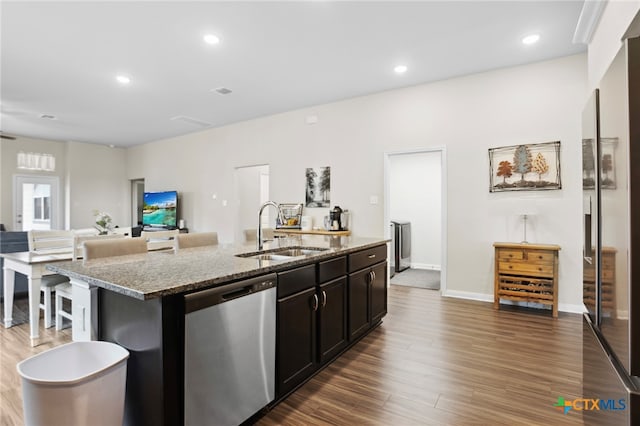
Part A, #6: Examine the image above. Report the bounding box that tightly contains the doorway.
[384,148,447,293]
[131,179,145,227]
[13,175,60,231]
[234,164,270,243]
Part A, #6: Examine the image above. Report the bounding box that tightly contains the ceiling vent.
[213,87,232,95]
[40,114,57,120]
[170,115,212,128]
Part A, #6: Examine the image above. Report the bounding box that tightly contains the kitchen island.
[48,235,389,426]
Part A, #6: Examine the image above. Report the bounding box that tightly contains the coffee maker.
[329,206,343,231]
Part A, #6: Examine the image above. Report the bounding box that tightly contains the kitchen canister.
[300,216,312,231]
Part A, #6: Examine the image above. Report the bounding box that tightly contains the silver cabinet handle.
[372,270,376,281]
[321,290,327,308]
[312,294,319,311]
[368,254,376,259]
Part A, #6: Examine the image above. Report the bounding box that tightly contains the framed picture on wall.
[305,166,330,207]
[488,141,561,192]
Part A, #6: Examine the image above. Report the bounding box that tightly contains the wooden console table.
[273,229,351,237]
[493,242,561,318]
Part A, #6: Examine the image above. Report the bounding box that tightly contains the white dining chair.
[83,237,148,260]
[176,232,218,249]
[53,233,126,330]
[141,229,179,252]
[27,230,74,328]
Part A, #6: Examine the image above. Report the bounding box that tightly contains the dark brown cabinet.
[370,261,388,324]
[348,244,388,341]
[276,246,387,400]
[317,256,348,364]
[276,264,316,397]
[277,286,317,396]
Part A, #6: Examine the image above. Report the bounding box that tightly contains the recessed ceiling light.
[394,65,408,74]
[522,34,540,45]
[203,34,220,45]
[116,75,131,84]
[212,87,233,95]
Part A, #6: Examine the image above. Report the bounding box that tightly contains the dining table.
[1,250,73,346]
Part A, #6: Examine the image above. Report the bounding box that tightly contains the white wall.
[588,0,640,89]
[65,141,129,229]
[128,53,587,311]
[389,151,441,269]
[0,136,67,231]
[0,137,128,231]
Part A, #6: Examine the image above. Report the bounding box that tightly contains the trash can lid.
[17,341,129,385]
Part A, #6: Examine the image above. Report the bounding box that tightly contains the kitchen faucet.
[258,201,285,250]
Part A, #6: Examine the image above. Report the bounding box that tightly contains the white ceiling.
[1,1,587,147]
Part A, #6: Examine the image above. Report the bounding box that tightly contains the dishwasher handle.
[185,273,277,314]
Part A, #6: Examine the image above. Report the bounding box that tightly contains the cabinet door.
[318,277,347,363]
[348,268,370,341]
[370,262,387,325]
[277,287,317,397]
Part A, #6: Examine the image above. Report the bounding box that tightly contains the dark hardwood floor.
[257,285,584,425]
[1,285,584,425]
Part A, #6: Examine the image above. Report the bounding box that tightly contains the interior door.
[14,175,60,231]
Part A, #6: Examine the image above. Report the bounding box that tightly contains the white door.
[14,175,60,231]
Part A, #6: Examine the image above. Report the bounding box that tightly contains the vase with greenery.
[93,210,113,235]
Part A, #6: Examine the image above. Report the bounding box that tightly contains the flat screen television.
[142,190,178,228]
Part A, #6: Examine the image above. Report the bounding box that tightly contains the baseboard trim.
[442,290,493,302]
[442,290,586,314]
[411,263,441,271]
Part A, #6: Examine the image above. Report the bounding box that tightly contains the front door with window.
[14,175,60,231]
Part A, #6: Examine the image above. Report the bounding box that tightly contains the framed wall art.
[305,166,330,207]
[489,141,561,192]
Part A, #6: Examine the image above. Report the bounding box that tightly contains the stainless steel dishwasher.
[184,273,276,426]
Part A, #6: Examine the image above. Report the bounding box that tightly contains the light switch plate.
[369,195,378,205]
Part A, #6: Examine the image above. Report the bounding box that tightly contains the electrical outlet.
[370,195,378,205]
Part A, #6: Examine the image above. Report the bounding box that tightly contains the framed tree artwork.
[305,166,330,207]
[489,141,561,192]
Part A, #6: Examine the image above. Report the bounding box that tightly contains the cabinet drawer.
[498,261,554,277]
[348,245,387,273]
[497,249,523,261]
[278,264,316,299]
[318,256,347,283]
[525,250,555,263]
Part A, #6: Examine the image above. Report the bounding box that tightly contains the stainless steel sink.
[249,254,293,261]
[271,248,327,257]
[235,247,328,261]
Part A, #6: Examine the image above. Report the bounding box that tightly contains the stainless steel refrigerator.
[582,35,640,425]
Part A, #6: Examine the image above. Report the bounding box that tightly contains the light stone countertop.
[46,235,389,300]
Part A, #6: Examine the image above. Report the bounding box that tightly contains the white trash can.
[17,341,129,426]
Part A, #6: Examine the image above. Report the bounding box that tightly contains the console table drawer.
[525,251,555,264]
[498,261,554,277]
[497,249,524,261]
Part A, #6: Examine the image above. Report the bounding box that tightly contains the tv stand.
[143,226,188,234]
